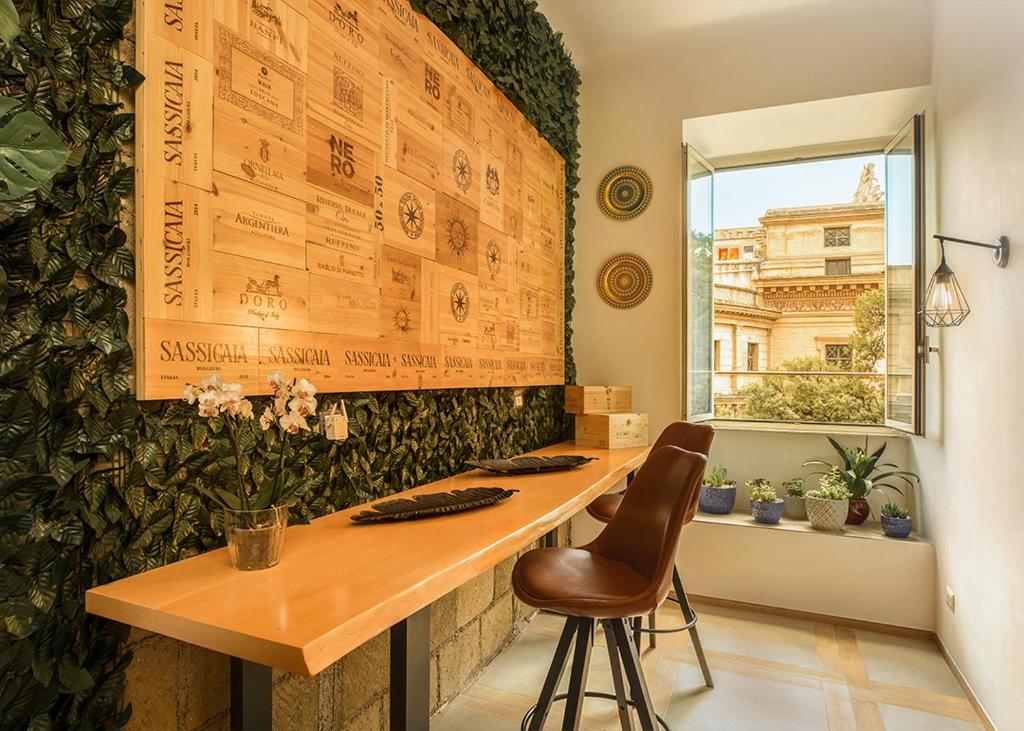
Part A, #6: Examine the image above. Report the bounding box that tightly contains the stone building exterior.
[712,164,885,406]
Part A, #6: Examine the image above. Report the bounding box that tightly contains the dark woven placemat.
[465,455,598,475]
[350,487,517,523]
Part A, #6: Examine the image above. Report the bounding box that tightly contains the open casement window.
[684,145,715,422]
[884,114,926,434]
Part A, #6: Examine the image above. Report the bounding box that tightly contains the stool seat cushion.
[585,493,623,524]
[512,547,654,619]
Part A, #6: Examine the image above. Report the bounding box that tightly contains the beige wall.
[569,0,932,434]
[909,2,1024,727]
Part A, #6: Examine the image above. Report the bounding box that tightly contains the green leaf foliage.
[0,98,70,200]
[0,0,16,46]
[0,1,579,728]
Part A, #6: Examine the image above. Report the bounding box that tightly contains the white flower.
[196,390,220,418]
[237,399,254,419]
[267,369,286,393]
[279,410,309,435]
[293,378,317,399]
[201,373,224,391]
[183,383,200,404]
[288,395,317,417]
[259,406,275,430]
[273,395,288,416]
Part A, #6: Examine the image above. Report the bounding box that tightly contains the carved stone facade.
[712,165,884,401]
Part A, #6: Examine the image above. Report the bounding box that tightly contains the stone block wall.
[120,529,566,730]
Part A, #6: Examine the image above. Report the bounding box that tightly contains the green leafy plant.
[0,0,16,44]
[805,437,919,500]
[881,502,910,519]
[807,468,853,501]
[749,482,778,503]
[704,465,733,487]
[782,477,805,497]
[0,96,70,201]
[745,477,770,490]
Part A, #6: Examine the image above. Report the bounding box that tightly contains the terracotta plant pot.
[751,499,784,525]
[782,495,807,520]
[845,498,871,525]
[699,484,737,514]
[881,514,913,539]
[805,496,848,531]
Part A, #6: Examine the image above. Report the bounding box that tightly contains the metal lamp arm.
[933,234,1010,267]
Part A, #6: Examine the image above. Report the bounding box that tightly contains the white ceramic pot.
[782,495,807,520]
[805,497,848,531]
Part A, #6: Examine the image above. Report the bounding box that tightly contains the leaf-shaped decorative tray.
[350,487,517,523]
[465,455,598,475]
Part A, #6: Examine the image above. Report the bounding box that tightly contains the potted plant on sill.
[880,502,913,539]
[749,481,784,525]
[699,465,736,514]
[782,477,807,520]
[805,437,919,525]
[804,469,852,531]
[183,371,322,570]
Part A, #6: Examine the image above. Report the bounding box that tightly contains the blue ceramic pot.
[881,514,913,539]
[699,485,737,514]
[751,499,784,525]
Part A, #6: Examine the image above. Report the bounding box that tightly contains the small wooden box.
[565,386,633,414]
[574,413,649,449]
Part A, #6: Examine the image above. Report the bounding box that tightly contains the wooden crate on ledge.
[574,412,649,449]
[565,385,632,414]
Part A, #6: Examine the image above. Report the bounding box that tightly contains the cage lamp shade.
[923,255,971,327]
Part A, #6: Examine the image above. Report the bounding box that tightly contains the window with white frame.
[684,117,926,432]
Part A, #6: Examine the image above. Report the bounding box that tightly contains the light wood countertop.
[86,442,648,675]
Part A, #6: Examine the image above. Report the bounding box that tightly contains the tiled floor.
[433,601,984,730]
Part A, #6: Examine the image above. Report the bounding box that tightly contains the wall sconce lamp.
[922,234,1010,327]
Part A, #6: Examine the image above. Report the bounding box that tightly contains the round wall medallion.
[597,165,653,221]
[597,254,653,309]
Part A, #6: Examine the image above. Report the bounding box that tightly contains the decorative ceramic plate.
[466,455,599,475]
[597,254,654,309]
[350,487,517,523]
[597,165,653,221]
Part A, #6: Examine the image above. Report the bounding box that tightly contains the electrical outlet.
[945,586,956,613]
[513,389,524,408]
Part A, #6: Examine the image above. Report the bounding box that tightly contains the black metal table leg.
[231,658,273,731]
[390,606,431,731]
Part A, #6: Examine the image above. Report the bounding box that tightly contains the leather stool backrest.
[651,421,715,524]
[588,446,707,606]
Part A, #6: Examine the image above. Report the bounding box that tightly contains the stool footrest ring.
[634,607,698,635]
[521,691,672,731]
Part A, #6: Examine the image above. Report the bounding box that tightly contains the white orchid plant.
[183,371,322,512]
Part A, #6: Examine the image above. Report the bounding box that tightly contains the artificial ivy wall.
[0,0,581,728]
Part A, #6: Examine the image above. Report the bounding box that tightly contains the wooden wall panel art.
[135,0,566,399]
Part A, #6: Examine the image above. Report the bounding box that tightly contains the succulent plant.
[881,502,910,519]
[749,482,779,503]
[745,477,770,490]
[704,464,733,487]
[806,469,853,501]
[782,477,805,497]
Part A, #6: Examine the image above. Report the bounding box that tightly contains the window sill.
[708,420,909,438]
[692,510,929,544]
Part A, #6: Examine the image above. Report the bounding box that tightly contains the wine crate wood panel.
[135,0,565,399]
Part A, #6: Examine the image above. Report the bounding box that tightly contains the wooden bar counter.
[86,442,648,729]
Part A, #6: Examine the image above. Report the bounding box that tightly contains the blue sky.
[714,154,884,229]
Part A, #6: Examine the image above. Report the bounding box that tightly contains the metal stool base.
[520,691,671,731]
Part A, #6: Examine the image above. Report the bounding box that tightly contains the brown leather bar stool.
[587,421,715,688]
[512,446,707,731]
